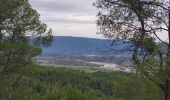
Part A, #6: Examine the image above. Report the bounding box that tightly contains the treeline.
[0,65,164,100]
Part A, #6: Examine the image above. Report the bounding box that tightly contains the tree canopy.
[94,0,170,99]
[0,0,52,79]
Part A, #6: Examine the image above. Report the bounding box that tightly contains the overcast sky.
[29,0,168,41]
[29,0,104,39]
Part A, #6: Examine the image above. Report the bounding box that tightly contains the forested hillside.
[0,65,164,100]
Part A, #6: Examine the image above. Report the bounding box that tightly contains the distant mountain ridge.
[42,36,130,56]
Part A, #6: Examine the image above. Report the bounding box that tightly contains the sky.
[29,0,168,41]
[29,0,104,39]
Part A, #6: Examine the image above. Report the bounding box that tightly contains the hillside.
[42,36,130,56]
[0,65,163,100]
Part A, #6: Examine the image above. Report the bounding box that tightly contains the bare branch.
[153,31,169,46]
[152,16,168,28]
[141,1,169,11]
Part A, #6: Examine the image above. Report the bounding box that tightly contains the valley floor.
[36,57,133,73]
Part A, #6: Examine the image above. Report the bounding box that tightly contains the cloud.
[29,0,102,38]
[30,0,96,14]
[44,18,95,24]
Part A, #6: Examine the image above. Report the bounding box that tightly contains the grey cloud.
[29,0,99,38]
[30,0,96,15]
[43,18,95,24]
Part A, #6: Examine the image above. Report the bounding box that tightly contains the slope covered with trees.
[0,65,164,100]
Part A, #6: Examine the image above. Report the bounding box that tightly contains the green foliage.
[94,0,169,98]
[114,76,164,100]
[0,1,53,99]
[0,0,52,80]
[0,65,164,100]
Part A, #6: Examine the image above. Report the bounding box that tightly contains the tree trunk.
[165,80,170,100]
[165,7,170,100]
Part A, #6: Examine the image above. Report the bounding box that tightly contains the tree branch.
[153,31,169,46]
